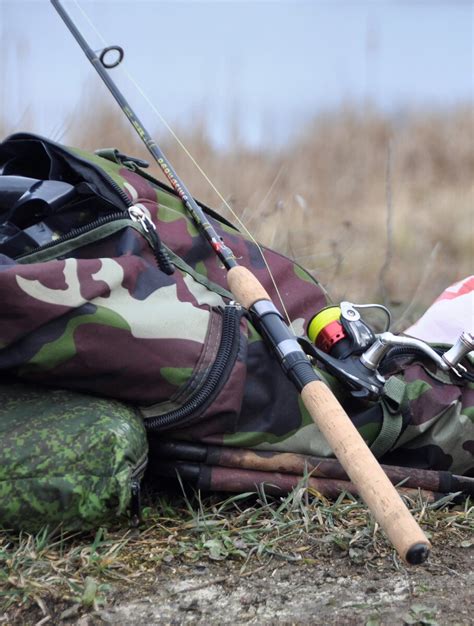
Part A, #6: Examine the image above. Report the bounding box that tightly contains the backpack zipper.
[65,163,174,273]
[5,135,171,271]
[144,303,242,432]
[16,205,167,270]
[16,210,127,260]
[68,150,173,273]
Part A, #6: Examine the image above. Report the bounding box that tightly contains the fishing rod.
[51,0,431,565]
[150,439,474,496]
[151,459,449,504]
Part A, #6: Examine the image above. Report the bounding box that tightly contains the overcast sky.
[0,0,472,147]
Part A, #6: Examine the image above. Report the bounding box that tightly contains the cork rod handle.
[227,266,430,564]
[301,381,430,564]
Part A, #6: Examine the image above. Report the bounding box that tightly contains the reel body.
[305,301,473,402]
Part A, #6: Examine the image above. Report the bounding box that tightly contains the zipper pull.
[129,205,175,275]
[128,205,153,233]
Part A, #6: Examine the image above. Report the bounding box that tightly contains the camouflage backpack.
[0,132,472,530]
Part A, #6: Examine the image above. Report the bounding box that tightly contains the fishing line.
[71,0,295,330]
[241,163,284,226]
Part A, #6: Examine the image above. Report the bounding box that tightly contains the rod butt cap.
[406,543,430,565]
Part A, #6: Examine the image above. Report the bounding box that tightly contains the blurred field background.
[1,99,472,325]
[1,1,472,326]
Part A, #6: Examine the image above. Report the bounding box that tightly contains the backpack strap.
[370,376,406,458]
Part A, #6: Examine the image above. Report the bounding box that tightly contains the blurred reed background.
[1,91,472,326]
[0,4,474,327]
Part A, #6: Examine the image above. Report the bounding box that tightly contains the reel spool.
[307,306,350,358]
[307,302,389,360]
[307,306,360,359]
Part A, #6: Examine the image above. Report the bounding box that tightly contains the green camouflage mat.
[0,382,147,532]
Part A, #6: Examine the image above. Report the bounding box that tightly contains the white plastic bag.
[405,276,474,344]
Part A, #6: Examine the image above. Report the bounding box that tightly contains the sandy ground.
[73,543,474,625]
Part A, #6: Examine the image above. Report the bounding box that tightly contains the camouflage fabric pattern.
[0,134,472,481]
[0,134,327,430]
[0,381,147,532]
[167,348,474,476]
[0,248,233,406]
[382,362,474,475]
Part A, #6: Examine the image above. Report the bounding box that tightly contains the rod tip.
[406,543,430,565]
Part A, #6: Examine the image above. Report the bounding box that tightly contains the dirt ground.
[62,543,473,625]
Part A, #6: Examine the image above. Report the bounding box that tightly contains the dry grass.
[1,486,472,621]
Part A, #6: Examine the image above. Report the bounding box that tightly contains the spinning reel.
[304,302,474,401]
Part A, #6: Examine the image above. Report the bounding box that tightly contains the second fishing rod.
[51,0,431,565]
